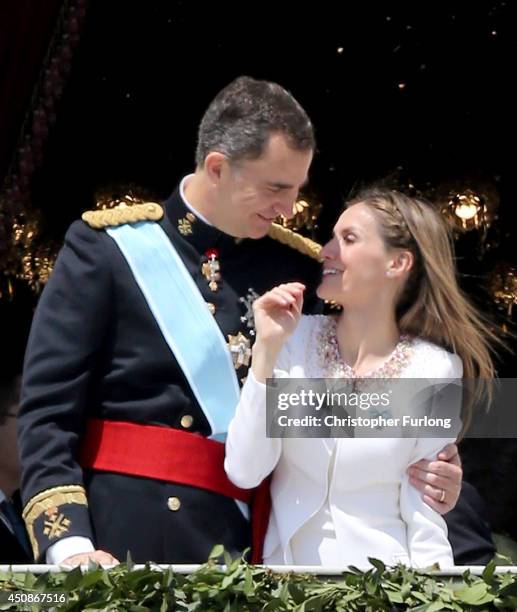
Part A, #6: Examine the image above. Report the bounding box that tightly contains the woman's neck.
[335,304,400,376]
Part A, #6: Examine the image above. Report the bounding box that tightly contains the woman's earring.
[386,270,394,278]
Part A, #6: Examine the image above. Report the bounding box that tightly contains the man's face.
[216,133,313,239]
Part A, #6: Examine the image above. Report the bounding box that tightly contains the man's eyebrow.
[267,178,309,190]
[267,182,292,189]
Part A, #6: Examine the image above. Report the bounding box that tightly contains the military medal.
[178,212,196,236]
[239,287,259,336]
[201,248,221,291]
[227,332,252,369]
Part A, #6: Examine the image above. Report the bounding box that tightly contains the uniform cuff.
[46,536,95,565]
[23,485,92,561]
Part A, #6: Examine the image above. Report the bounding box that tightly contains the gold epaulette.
[81,202,164,229]
[267,223,323,261]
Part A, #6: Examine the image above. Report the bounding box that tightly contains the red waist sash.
[79,419,270,562]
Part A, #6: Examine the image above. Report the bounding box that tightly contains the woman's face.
[317,203,402,308]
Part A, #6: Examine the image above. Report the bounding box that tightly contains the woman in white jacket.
[225,188,498,568]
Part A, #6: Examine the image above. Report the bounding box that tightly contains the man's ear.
[204,152,227,185]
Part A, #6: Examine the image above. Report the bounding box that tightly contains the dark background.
[29,1,515,238]
[25,0,517,364]
[1,0,517,539]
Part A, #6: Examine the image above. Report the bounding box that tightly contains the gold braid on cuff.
[22,485,88,560]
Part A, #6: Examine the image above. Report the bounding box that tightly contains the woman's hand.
[253,282,305,347]
[251,283,305,382]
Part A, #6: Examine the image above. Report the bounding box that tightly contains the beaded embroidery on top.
[316,316,413,379]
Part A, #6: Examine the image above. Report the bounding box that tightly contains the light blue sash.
[106,221,240,438]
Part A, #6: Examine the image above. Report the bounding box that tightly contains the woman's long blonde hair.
[347,187,502,423]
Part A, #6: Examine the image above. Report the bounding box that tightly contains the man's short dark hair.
[195,76,315,167]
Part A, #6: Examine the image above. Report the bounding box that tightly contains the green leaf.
[4,551,517,610]
[367,558,386,573]
[411,602,447,612]
[454,582,495,605]
[63,565,84,590]
[387,591,404,603]
[23,570,37,589]
[242,567,254,597]
[223,549,234,569]
[481,559,496,582]
[208,545,225,561]
[426,600,451,612]
[497,578,517,597]
[126,550,134,572]
[288,581,307,604]
[412,591,430,603]
[271,581,290,602]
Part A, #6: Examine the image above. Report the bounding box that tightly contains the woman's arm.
[224,369,283,489]
[400,437,456,568]
[225,283,304,488]
[401,351,463,568]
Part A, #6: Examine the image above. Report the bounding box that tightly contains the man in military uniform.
[18,76,465,566]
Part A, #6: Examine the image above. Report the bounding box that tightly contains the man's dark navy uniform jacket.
[17,185,322,563]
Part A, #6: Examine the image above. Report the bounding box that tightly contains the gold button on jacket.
[180,414,193,428]
[167,497,181,511]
